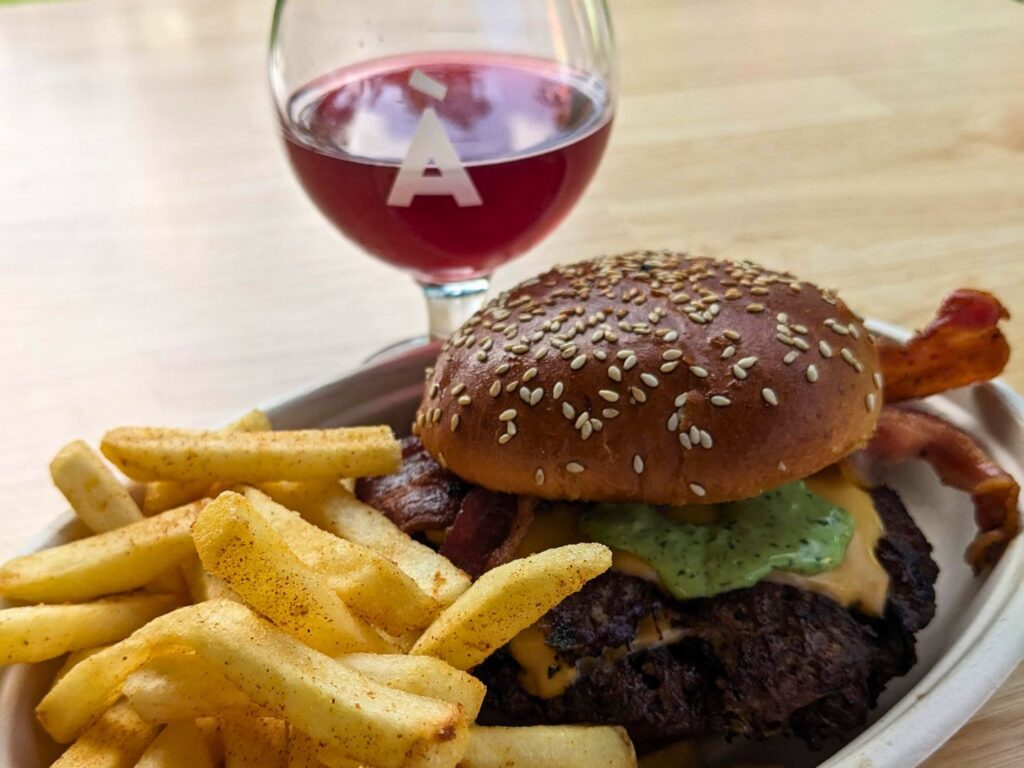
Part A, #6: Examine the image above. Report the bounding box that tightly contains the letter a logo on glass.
[387,69,483,208]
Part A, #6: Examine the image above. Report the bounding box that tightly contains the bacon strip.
[854,407,1020,572]
[440,492,536,577]
[878,289,1010,402]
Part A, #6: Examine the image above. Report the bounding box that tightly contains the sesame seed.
[641,373,659,388]
[688,313,707,325]
[507,422,517,436]
[451,383,466,396]
[535,469,545,486]
[841,348,860,369]
[806,364,820,383]
[581,422,593,440]
[793,324,809,335]
[664,331,679,342]
[591,330,605,343]
[449,414,460,432]
[519,387,532,403]
[710,395,731,407]
[553,381,565,399]
[762,387,779,406]
[594,350,608,361]
[689,365,709,378]
[866,393,876,412]
[617,349,635,360]
[430,383,439,398]
[562,402,576,419]
[746,303,765,313]
[608,366,622,382]
[498,433,513,445]
[777,333,795,346]
[721,346,736,360]
[575,413,589,429]
[690,426,700,444]
[602,408,620,419]
[457,395,471,406]
[667,413,680,431]
[738,356,758,369]
[750,286,770,296]
[699,430,713,449]
[661,361,680,373]
[624,355,638,371]
[499,409,518,422]
[529,388,543,406]
[633,455,645,474]
[674,393,688,407]
[567,462,585,474]
[831,323,849,336]
[783,351,800,365]
[819,341,833,358]
[679,433,693,449]
[777,313,789,323]
[512,344,529,354]
[723,329,741,341]
[570,354,588,370]
[792,337,810,351]
[630,387,647,403]
[496,362,511,375]
[591,418,604,432]
[431,409,441,424]
[522,367,538,382]
[599,389,620,402]
[663,350,683,361]
[489,381,501,398]
[689,483,707,497]
[873,372,883,389]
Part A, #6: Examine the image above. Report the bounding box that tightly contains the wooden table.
[1,0,1022,764]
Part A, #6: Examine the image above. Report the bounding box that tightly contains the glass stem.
[421,277,491,341]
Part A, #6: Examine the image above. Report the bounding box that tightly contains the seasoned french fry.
[222,716,288,768]
[37,600,469,768]
[193,492,393,655]
[288,729,330,768]
[411,544,611,670]
[50,441,144,533]
[101,426,400,483]
[135,719,216,768]
[124,651,271,722]
[51,700,159,768]
[240,487,440,634]
[459,726,637,768]
[180,553,239,603]
[0,593,181,665]
[0,501,204,603]
[338,654,485,720]
[262,482,470,607]
[143,409,272,514]
[55,645,112,684]
[637,740,703,768]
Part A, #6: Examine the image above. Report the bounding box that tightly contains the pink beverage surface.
[282,52,613,283]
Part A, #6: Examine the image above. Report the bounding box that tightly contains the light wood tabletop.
[1,0,1022,765]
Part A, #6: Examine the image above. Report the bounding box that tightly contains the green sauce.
[578,482,854,600]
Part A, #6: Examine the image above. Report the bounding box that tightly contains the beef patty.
[475,487,938,748]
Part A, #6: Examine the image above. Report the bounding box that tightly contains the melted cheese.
[770,466,889,616]
[507,626,580,699]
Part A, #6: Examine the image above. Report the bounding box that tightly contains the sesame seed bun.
[414,251,881,505]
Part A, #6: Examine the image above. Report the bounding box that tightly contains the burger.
[357,251,1019,751]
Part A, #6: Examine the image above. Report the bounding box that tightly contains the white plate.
[2,323,1022,768]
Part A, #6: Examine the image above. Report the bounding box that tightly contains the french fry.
[144,409,272,514]
[194,718,225,765]
[37,600,469,768]
[135,719,216,768]
[338,654,485,720]
[637,740,703,768]
[51,700,158,768]
[0,501,204,603]
[262,482,470,607]
[180,553,240,603]
[101,426,400,483]
[459,726,637,768]
[0,593,181,665]
[222,716,288,768]
[125,649,481,724]
[124,651,271,722]
[55,645,112,684]
[411,544,612,670]
[289,729,330,768]
[239,487,440,634]
[193,492,394,655]
[50,441,144,533]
